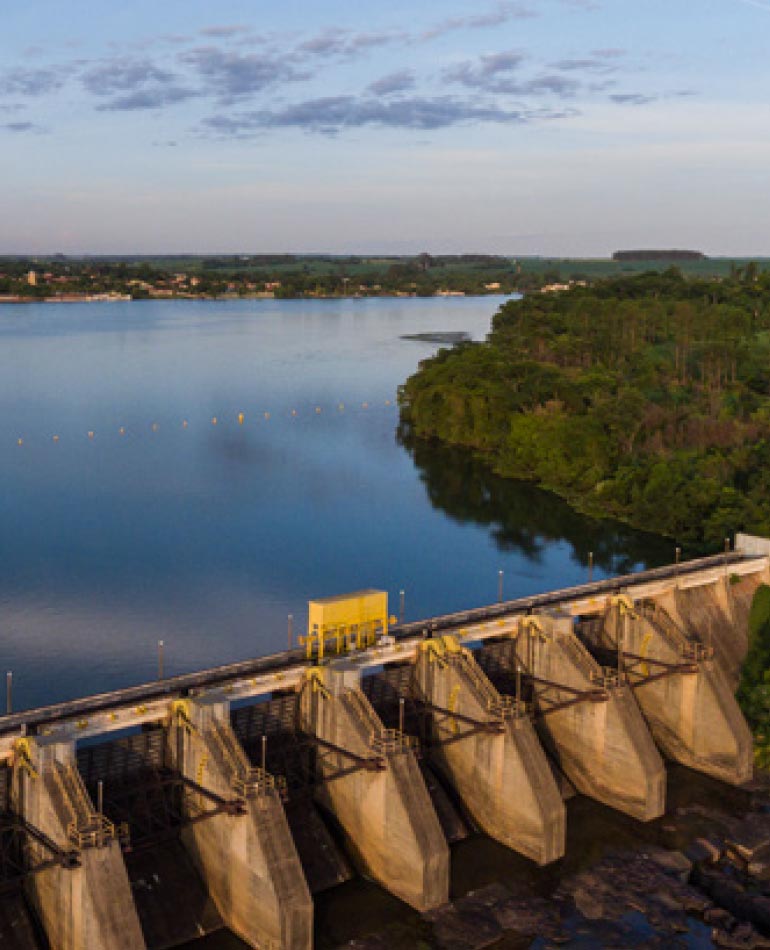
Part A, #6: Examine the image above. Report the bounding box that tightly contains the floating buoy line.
[10,399,397,447]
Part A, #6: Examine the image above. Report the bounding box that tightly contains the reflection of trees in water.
[399,432,671,576]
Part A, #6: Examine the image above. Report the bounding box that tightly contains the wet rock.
[687,837,723,864]
[727,817,770,863]
[491,896,562,937]
[572,886,604,920]
[647,848,693,882]
[682,892,714,914]
[712,922,770,949]
[749,859,770,881]
[428,904,502,950]
[461,882,512,907]
[695,866,770,932]
[704,907,735,927]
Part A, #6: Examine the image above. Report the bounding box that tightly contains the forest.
[399,269,770,550]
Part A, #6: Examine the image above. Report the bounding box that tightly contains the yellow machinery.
[302,590,391,659]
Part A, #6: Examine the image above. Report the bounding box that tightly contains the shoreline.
[0,291,514,305]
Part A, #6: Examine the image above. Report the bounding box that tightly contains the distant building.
[27,270,37,286]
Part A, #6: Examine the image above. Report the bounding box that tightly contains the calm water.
[0,295,670,713]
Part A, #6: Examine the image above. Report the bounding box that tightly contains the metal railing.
[52,762,119,850]
[637,600,690,649]
[369,728,419,757]
[590,667,624,690]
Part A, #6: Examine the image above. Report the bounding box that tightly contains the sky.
[0,0,768,256]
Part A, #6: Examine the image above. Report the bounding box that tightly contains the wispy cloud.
[298,28,403,60]
[203,95,577,137]
[1,121,46,133]
[181,46,309,103]
[445,51,581,98]
[419,2,537,41]
[81,58,197,111]
[367,70,417,97]
[0,66,68,97]
[199,24,253,38]
[610,92,655,106]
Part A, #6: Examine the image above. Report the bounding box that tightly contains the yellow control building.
[303,589,390,659]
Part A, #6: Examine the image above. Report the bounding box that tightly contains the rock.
[490,896,562,938]
[572,886,605,920]
[686,837,723,864]
[646,849,693,882]
[461,883,512,907]
[682,893,713,914]
[727,821,770,863]
[749,859,770,881]
[704,907,733,926]
[428,904,502,950]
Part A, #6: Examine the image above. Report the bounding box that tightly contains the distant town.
[0,252,766,303]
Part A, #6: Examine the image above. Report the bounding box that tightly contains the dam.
[0,533,767,949]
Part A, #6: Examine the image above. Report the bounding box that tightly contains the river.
[0,295,689,949]
[0,295,670,713]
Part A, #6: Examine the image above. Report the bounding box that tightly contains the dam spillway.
[0,534,767,949]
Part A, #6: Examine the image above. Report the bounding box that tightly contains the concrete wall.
[412,638,565,866]
[167,697,312,950]
[525,612,666,822]
[604,605,752,785]
[298,665,449,912]
[651,576,759,688]
[11,738,145,950]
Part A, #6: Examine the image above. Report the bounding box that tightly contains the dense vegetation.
[738,585,770,766]
[399,270,770,549]
[2,254,769,300]
[0,254,525,299]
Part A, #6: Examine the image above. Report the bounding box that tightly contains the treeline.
[398,269,770,549]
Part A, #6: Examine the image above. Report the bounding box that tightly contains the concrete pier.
[600,600,752,785]
[412,636,565,865]
[298,664,449,912]
[167,697,313,950]
[10,738,145,950]
[519,612,666,822]
[651,576,753,688]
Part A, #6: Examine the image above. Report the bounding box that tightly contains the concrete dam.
[0,533,767,949]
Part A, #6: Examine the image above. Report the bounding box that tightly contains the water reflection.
[399,432,672,576]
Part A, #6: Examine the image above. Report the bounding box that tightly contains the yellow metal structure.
[302,589,390,659]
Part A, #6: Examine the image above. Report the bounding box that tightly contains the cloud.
[609,88,699,107]
[446,52,580,98]
[445,50,527,87]
[182,46,309,102]
[96,86,197,111]
[82,59,177,95]
[298,28,403,60]
[420,2,537,41]
[592,48,626,58]
[550,56,620,73]
[1,121,46,133]
[367,70,416,97]
[81,57,197,111]
[0,67,67,97]
[199,25,252,38]
[610,93,656,105]
[202,95,576,136]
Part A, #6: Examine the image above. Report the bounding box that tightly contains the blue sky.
[0,0,768,256]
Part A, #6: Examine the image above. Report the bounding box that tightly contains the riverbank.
[0,291,510,304]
